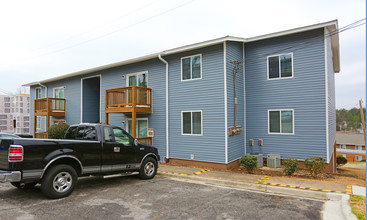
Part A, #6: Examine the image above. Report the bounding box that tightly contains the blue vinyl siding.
[245,28,327,160]
[165,44,226,163]
[326,28,336,162]
[226,41,245,162]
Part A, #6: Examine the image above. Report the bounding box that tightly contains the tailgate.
[0,138,12,170]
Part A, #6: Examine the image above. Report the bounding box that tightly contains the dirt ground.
[233,162,366,187]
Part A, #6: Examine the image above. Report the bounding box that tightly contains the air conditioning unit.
[247,154,263,168]
[267,154,281,168]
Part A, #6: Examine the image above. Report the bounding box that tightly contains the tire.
[41,164,77,199]
[139,157,157,179]
[10,182,37,189]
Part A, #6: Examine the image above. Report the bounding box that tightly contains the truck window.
[112,128,131,146]
[84,126,97,140]
[75,126,97,140]
[65,126,77,139]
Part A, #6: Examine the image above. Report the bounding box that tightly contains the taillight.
[8,145,23,162]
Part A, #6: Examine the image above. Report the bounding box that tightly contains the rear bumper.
[0,170,21,182]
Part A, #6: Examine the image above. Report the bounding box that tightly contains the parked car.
[0,133,20,138]
[0,123,160,199]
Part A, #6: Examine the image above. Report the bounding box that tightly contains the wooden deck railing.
[105,86,152,112]
[137,137,152,145]
[34,132,48,139]
[34,98,66,115]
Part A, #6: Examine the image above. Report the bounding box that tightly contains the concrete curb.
[157,172,358,220]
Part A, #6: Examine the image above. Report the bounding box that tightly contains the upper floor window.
[181,54,202,81]
[340,145,346,149]
[268,109,294,134]
[356,145,363,151]
[267,53,293,79]
[35,87,42,99]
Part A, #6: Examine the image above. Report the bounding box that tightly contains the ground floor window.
[356,155,362,161]
[182,110,202,135]
[268,109,294,134]
[127,118,148,138]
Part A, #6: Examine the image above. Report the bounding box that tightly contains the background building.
[336,133,366,162]
[0,94,30,134]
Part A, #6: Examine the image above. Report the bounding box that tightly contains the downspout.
[158,54,169,161]
[37,82,48,98]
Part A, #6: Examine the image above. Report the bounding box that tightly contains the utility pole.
[359,99,366,146]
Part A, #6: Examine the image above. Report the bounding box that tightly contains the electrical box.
[147,128,154,137]
[267,154,281,168]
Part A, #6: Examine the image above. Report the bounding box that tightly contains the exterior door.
[127,72,148,105]
[54,87,64,111]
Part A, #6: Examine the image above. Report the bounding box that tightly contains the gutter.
[158,54,169,161]
[37,82,48,98]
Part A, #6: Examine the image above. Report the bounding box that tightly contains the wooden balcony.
[34,98,66,116]
[105,86,152,114]
[105,86,152,138]
[34,132,48,139]
[137,137,152,145]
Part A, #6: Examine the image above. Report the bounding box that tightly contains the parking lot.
[0,175,323,220]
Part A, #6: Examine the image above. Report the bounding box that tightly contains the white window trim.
[181,110,203,136]
[125,71,149,87]
[341,144,347,149]
[36,116,41,130]
[356,155,362,161]
[53,86,65,98]
[356,145,362,150]
[181,54,203,81]
[268,109,294,135]
[126,118,148,138]
[267,52,294,80]
[35,87,42,99]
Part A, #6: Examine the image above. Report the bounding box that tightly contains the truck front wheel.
[41,164,77,199]
[139,157,157,179]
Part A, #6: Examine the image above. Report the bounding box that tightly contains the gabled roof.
[336,133,365,146]
[23,20,340,86]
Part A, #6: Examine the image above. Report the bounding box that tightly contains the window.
[268,109,294,134]
[112,128,131,146]
[36,116,41,129]
[4,109,10,113]
[127,118,148,138]
[23,116,29,121]
[5,103,10,107]
[181,54,202,81]
[4,97,10,102]
[356,156,362,161]
[104,127,112,142]
[356,145,363,151]
[75,126,97,140]
[65,126,77,139]
[20,97,23,101]
[182,111,202,135]
[126,71,148,87]
[268,53,293,79]
[35,87,42,99]
[340,145,346,149]
[341,154,346,158]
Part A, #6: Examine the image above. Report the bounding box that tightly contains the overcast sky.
[0,0,365,109]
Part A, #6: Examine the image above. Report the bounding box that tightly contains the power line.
[4,0,196,65]
[27,0,162,54]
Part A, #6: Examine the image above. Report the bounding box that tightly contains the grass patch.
[349,195,366,220]
[348,162,366,165]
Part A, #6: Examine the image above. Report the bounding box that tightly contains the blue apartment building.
[25,20,340,171]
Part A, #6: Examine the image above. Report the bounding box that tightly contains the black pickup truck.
[0,123,160,199]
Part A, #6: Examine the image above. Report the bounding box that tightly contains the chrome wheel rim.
[53,172,72,193]
[144,162,155,176]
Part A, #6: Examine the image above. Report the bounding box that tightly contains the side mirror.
[134,139,139,146]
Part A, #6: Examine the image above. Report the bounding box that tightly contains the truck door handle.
[114,147,120,152]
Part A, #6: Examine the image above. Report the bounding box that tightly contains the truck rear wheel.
[11,182,37,189]
[139,157,157,179]
[41,164,77,199]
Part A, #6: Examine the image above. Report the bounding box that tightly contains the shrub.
[239,155,258,173]
[336,155,348,167]
[304,157,326,177]
[283,159,298,175]
[47,123,69,139]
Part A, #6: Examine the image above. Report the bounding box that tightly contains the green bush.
[239,155,257,173]
[304,157,326,177]
[283,159,298,175]
[336,155,348,167]
[47,123,69,139]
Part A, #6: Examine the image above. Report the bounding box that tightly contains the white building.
[0,94,30,134]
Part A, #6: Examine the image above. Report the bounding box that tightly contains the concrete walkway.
[157,164,365,220]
